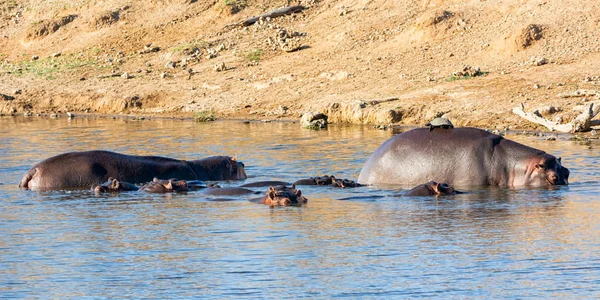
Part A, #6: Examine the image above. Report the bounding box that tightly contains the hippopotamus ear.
[153,177,159,182]
[558,157,562,164]
[291,184,296,189]
[295,189,302,197]
[232,155,237,162]
[111,179,120,189]
[165,180,173,190]
[432,182,441,194]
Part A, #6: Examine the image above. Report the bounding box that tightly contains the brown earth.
[1,0,600,130]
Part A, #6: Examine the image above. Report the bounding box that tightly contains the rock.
[451,65,483,78]
[139,46,160,54]
[557,90,598,98]
[66,112,74,118]
[121,72,132,79]
[31,55,39,61]
[530,56,548,66]
[51,52,61,58]
[213,62,226,72]
[300,112,328,129]
[165,61,177,68]
[14,89,22,94]
[1,93,15,101]
[50,113,58,118]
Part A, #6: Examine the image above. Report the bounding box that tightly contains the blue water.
[1,117,599,298]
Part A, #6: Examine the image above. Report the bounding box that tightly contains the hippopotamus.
[403,181,460,196]
[358,127,569,187]
[293,175,336,186]
[258,185,308,207]
[201,186,259,196]
[294,175,362,188]
[92,177,139,193]
[19,150,247,191]
[138,178,190,193]
[240,180,292,188]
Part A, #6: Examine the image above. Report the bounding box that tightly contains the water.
[1,117,599,298]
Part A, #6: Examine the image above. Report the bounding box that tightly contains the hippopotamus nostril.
[547,173,559,184]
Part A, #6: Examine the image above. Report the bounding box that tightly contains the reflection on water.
[1,117,599,298]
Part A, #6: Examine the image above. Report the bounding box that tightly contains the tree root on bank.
[512,102,600,133]
[224,5,305,29]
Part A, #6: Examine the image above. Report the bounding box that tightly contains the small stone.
[31,55,39,61]
[66,112,74,118]
[165,61,177,68]
[23,112,32,117]
[121,72,132,79]
[533,84,540,89]
[50,113,58,118]
[1,93,15,101]
[160,72,168,78]
[213,62,226,72]
[14,89,22,94]
[51,52,61,58]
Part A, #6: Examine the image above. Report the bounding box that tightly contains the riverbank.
[2,1,600,131]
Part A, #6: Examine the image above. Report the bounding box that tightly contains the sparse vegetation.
[170,41,209,55]
[194,110,216,122]
[2,54,104,80]
[446,71,489,81]
[247,49,263,62]
[224,0,247,13]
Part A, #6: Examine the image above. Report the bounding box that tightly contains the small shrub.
[195,110,216,122]
[224,0,247,13]
[247,49,263,62]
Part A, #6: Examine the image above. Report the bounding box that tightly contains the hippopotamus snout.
[545,158,569,185]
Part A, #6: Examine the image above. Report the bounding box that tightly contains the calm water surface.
[0,117,599,298]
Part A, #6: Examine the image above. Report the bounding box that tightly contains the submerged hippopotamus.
[403,181,461,196]
[138,178,190,193]
[259,185,308,207]
[92,177,140,193]
[294,175,362,188]
[19,150,247,191]
[358,127,569,187]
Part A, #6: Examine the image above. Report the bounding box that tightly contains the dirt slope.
[1,0,600,129]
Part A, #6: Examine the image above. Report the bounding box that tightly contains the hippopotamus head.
[139,178,189,193]
[190,155,247,180]
[93,177,139,193]
[262,185,308,207]
[527,155,569,186]
[404,181,460,196]
[331,178,361,188]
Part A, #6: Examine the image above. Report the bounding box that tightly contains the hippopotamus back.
[358,127,569,187]
[19,150,247,190]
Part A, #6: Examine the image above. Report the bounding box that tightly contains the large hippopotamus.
[19,150,247,190]
[358,127,569,187]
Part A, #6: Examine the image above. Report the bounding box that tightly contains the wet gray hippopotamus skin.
[358,127,569,187]
[19,150,247,191]
[294,175,362,188]
[138,178,190,193]
[403,181,461,196]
